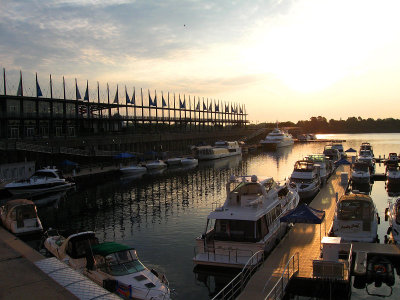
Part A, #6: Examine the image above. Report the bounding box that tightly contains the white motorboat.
[165,157,182,166]
[289,160,321,200]
[193,175,299,268]
[386,198,400,244]
[260,125,294,150]
[386,161,400,185]
[323,145,341,162]
[330,142,346,159]
[145,160,167,170]
[195,141,241,161]
[0,199,43,236]
[360,142,374,157]
[180,157,198,166]
[44,232,170,300]
[305,154,333,185]
[351,161,371,184]
[120,165,147,175]
[330,193,379,243]
[358,149,375,173]
[4,168,75,196]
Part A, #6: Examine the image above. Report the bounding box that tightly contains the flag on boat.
[209,101,212,111]
[75,79,81,100]
[116,282,132,298]
[113,85,119,103]
[17,71,23,96]
[225,104,229,112]
[240,105,243,113]
[35,73,42,97]
[84,80,89,101]
[196,100,200,111]
[215,102,219,112]
[125,86,130,104]
[162,93,167,107]
[203,102,207,111]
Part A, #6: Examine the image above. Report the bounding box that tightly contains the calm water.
[36,133,400,299]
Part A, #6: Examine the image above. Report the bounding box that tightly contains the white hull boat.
[195,141,241,161]
[330,193,379,243]
[145,160,167,170]
[290,160,321,200]
[180,157,198,166]
[351,161,371,184]
[0,199,43,236]
[193,175,299,268]
[260,126,294,150]
[5,168,75,196]
[120,165,147,175]
[44,231,171,300]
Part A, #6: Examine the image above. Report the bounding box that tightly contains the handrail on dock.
[263,252,299,300]
[211,250,265,300]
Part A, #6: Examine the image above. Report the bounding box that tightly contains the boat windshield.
[338,200,373,221]
[99,250,145,276]
[31,171,58,179]
[15,205,36,220]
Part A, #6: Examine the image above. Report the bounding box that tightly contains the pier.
[236,164,350,300]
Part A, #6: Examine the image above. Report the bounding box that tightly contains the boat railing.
[194,245,257,264]
[211,201,222,211]
[210,250,265,300]
[263,252,299,300]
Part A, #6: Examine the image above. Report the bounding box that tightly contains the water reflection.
[198,155,242,170]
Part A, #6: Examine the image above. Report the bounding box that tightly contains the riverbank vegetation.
[251,117,400,133]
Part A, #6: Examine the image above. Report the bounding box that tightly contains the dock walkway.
[237,164,349,300]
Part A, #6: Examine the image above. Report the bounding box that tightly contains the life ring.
[374,264,386,274]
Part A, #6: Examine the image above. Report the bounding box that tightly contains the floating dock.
[237,164,350,300]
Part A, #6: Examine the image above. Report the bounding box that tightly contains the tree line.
[251,117,400,133]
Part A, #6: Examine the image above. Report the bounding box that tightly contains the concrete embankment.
[0,227,77,299]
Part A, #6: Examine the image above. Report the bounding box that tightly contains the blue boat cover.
[335,158,351,166]
[280,203,325,224]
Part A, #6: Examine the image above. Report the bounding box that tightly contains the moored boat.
[260,125,294,150]
[4,167,75,196]
[120,165,147,175]
[330,193,379,243]
[0,199,43,236]
[289,160,321,200]
[193,175,299,268]
[145,160,167,170]
[351,161,371,184]
[305,154,333,184]
[44,232,171,299]
[180,157,198,166]
[195,141,241,161]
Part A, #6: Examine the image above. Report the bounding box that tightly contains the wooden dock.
[237,164,350,300]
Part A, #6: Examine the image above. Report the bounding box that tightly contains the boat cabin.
[337,194,375,225]
[61,232,99,259]
[1,199,38,227]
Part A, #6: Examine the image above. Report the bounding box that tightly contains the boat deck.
[237,164,350,300]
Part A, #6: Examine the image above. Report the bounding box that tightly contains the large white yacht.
[330,193,379,243]
[193,175,299,268]
[323,145,341,162]
[260,126,294,150]
[44,232,171,300]
[351,161,371,184]
[4,168,75,196]
[289,160,321,200]
[358,149,375,173]
[195,141,241,160]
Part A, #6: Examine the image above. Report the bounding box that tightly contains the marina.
[1,133,400,299]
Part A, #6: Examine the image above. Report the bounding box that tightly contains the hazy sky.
[1,0,400,122]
